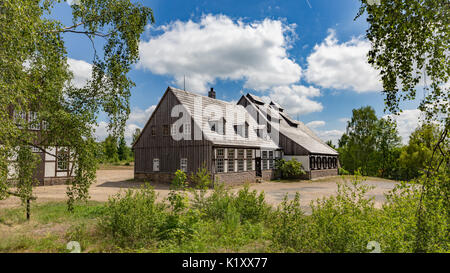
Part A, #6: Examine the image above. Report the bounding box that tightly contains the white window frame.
[28,111,40,130]
[180,158,187,172]
[153,158,160,172]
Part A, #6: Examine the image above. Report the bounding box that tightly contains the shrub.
[276,158,306,179]
[201,184,270,223]
[168,170,189,212]
[339,167,350,175]
[271,193,311,252]
[99,185,166,248]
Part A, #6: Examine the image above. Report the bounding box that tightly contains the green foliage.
[99,185,166,248]
[338,106,401,178]
[275,158,306,179]
[397,124,446,180]
[338,167,350,175]
[271,193,310,252]
[356,0,449,123]
[0,0,154,217]
[167,170,189,213]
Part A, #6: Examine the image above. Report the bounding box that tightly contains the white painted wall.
[45,162,55,177]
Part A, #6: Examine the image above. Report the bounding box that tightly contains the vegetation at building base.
[1,170,448,253]
[275,158,306,180]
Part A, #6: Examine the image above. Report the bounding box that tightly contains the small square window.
[153,158,160,171]
[151,126,156,136]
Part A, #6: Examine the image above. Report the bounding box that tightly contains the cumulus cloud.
[306,120,326,129]
[129,105,157,125]
[267,85,323,115]
[137,14,301,93]
[305,29,382,93]
[94,105,157,145]
[315,129,344,146]
[384,109,423,144]
[67,58,92,88]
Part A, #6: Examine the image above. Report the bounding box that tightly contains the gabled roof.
[170,87,279,149]
[245,93,338,155]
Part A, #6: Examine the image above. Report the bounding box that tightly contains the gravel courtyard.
[0,168,399,212]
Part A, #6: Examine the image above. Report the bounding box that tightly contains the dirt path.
[0,170,398,212]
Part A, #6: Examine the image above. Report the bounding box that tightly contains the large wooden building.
[133,86,338,184]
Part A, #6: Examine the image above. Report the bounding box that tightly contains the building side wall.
[134,90,213,178]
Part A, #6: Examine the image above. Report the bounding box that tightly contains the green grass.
[0,201,107,253]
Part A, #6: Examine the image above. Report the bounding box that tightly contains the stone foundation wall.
[42,177,74,186]
[214,171,257,186]
[135,172,175,184]
[261,169,277,181]
[309,169,338,179]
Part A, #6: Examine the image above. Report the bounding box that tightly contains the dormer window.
[208,117,226,135]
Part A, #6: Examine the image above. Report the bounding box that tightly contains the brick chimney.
[208,87,216,99]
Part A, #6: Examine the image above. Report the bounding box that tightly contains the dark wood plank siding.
[134,90,213,174]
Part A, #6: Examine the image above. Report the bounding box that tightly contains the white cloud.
[384,109,423,144]
[267,85,323,115]
[305,29,382,93]
[137,14,301,93]
[93,121,109,142]
[94,105,156,145]
[306,120,326,128]
[315,129,345,146]
[67,58,92,88]
[129,105,157,125]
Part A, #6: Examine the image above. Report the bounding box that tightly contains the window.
[151,126,156,136]
[162,125,170,136]
[28,111,40,130]
[57,148,69,171]
[183,123,191,136]
[42,120,49,130]
[153,158,160,171]
[227,149,235,172]
[244,123,249,138]
[31,146,41,153]
[262,151,268,170]
[211,122,216,132]
[14,111,27,128]
[237,149,244,171]
[180,158,187,172]
[317,157,322,170]
[246,150,253,171]
[268,151,274,169]
[216,148,224,173]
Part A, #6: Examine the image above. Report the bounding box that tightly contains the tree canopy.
[0,0,154,214]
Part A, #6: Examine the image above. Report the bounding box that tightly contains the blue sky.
[58,0,422,145]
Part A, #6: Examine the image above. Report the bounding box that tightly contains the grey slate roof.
[246,93,338,155]
[170,87,279,149]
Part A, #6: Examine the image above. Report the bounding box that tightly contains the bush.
[275,158,306,179]
[201,184,271,223]
[99,185,166,248]
[272,193,311,252]
[339,167,350,175]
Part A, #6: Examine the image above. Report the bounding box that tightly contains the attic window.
[162,125,169,136]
